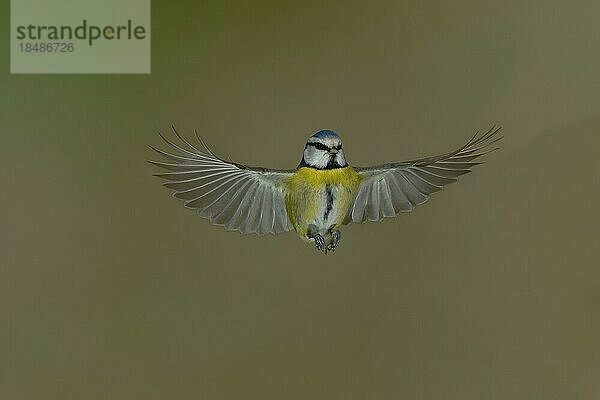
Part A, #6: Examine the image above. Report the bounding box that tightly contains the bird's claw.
[313,234,327,253]
[327,230,341,252]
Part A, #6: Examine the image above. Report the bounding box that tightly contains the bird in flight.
[150,125,502,253]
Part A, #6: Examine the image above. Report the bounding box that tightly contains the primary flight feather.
[150,125,502,253]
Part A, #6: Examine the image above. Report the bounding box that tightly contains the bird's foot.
[327,230,341,252]
[312,234,328,253]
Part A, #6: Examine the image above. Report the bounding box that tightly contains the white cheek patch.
[303,147,330,168]
[303,135,346,168]
[335,151,347,166]
[303,147,347,169]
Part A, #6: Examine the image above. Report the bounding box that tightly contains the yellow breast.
[288,166,362,188]
[284,166,362,236]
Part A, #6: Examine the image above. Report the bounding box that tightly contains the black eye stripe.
[307,142,343,151]
[308,142,329,151]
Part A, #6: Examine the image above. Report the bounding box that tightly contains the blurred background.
[2,1,599,399]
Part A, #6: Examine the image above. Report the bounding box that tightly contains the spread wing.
[346,126,503,224]
[149,126,293,235]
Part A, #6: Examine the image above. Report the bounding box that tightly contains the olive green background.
[2,1,599,399]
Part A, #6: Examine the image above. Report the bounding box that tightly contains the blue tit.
[150,125,502,253]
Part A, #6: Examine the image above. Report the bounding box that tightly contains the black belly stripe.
[324,185,334,221]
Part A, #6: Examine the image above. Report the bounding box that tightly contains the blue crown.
[311,129,339,139]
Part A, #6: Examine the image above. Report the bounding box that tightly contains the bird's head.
[300,130,347,169]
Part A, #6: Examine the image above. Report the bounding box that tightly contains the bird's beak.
[329,149,338,155]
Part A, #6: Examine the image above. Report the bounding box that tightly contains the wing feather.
[260,188,275,234]
[379,180,396,218]
[347,126,502,224]
[149,127,293,235]
[211,178,254,225]
[387,174,414,213]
